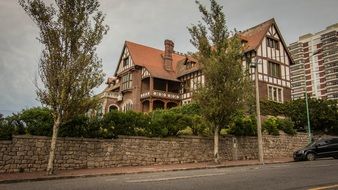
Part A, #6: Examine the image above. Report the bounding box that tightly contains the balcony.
[101,92,123,101]
[141,90,180,100]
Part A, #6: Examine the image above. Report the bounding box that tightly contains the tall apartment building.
[289,23,338,100]
[99,18,293,114]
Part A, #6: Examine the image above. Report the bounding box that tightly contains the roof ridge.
[125,40,163,53]
[125,40,186,57]
[240,18,275,34]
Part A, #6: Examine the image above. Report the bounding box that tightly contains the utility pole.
[305,92,312,143]
[251,60,264,164]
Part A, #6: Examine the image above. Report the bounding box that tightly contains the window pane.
[278,89,282,102]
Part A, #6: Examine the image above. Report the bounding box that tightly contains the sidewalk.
[0,158,293,184]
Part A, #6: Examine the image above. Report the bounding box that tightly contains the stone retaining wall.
[0,133,308,173]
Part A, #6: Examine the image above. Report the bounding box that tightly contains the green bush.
[228,114,257,136]
[59,115,90,138]
[0,115,26,140]
[147,110,190,137]
[170,102,201,115]
[220,128,228,136]
[189,115,208,136]
[18,107,53,136]
[262,117,280,135]
[277,118,296,135]
[0,120,14,140]
[262,117,296,136]
[100,110,150,138]
[178,127,193,136]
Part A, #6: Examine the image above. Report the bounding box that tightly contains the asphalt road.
[1,159,338,190]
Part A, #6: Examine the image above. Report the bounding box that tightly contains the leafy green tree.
[19,107,53,136]
[170,102,201,115]
[188,0,252,163]
[19,0,108,174]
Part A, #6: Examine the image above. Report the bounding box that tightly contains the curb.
[0,160,293,184]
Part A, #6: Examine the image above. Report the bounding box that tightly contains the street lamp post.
[302,50,322,143]
[250,59,264,164]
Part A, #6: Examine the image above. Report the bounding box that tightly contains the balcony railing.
[140,90,180,100]
[101,92,123,101]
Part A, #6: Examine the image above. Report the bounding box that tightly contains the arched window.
[108,104,119,112]
[153,100,164,110]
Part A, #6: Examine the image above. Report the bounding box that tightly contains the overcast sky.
[0,0,337,116]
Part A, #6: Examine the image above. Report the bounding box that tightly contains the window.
[121,73,132,90]
[267,37,279,50]
[186,61,196,69]
[268,61,281,78]
[183,79,191,93]
[123,57,129,67]
[268,85,283,103]
[153,78,166,91]
[122,100,133,112]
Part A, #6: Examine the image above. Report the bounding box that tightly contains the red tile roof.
[239,18,274,52]
[117,18,292,82]
[239,18,293,64]
[125,41,185,81]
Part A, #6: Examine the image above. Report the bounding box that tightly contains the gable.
[123,41,184,81]
[266,24,280,40]
[255,22,294,66]
[115,45,135,76]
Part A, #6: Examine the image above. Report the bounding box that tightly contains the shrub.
[147,110,190,137]
[262,117,280,135]
[59,115,90,138]
[0,120,14,140]
[189,115,208,136]
[18,107,53,136]
[0,115,26,140]
[277,118,296,135]
[262,117,296,136]
[100,110,151,138]
[170,102,201,115]
[178,127,193,136]
[228,114,257,136]
[220,128,228,136]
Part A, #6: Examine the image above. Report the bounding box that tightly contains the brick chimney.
[163,39,174,71]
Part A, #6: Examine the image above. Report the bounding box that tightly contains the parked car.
[293,137,338,161]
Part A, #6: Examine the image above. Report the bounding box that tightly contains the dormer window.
[267,37,279,50]
[123,57,129,67]
[186,61,196,69]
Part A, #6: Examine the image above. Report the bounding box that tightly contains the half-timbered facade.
[240,18,293,103]
[99,18,293,113]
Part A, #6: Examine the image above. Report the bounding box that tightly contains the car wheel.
[306,153,316,161]
[333,156,338,159]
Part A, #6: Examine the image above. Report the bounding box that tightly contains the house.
[99,18,293,114]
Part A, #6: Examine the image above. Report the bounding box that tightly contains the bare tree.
[188,0,252,163]
[19,0,108,174]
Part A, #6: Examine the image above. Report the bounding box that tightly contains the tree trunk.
[214,125,220,163]
[46,115,61,175]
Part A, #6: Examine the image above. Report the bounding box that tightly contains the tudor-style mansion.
[98,18,293,114]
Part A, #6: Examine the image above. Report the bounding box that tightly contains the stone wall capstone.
[0,133,309,173]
